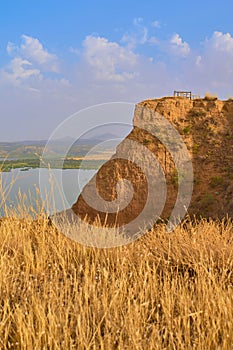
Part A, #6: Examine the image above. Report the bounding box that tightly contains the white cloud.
[197,31,233,73]
[1,57,41,85]
[170,33,190,57]
[209,31,233,53]
[3,29,233,141]
[121,30,148,47]
[83,35,138,82]
[6,35,59,73]
[21,35,59,72]
[195,55,202,66]
[121,17,158,48]
[6,42,17,55]
[1,35,65,89]
[181,31,233,96]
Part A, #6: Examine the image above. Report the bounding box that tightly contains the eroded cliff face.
[72,97,233,226]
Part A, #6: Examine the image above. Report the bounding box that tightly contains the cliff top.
[138,96,233,110]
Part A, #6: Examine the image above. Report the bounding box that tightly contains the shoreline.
[0,157,108,172]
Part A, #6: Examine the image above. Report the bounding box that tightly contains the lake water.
[0,168,97,217]
[0,157,18,161]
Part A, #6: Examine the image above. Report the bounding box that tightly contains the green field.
[0,139,113,172]
[0,158,106,172]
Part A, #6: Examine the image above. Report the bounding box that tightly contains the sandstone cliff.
[72,96,233,228]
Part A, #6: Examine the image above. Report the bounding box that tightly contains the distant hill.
[0,133,124,159]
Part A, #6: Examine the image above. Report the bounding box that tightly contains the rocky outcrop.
[72,97,233,227]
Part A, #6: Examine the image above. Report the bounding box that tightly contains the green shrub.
[192,143,200,154]
[190,109,206,117]
[143,139,150,145]
[210,176,224,187]
[183,125,191,134]
[201,192,215,208]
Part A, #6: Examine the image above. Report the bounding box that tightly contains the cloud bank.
[1,24,233,140]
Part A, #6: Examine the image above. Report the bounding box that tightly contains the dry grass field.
[0,203,232,349]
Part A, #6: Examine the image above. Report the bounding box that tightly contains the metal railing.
[173,91,200,100]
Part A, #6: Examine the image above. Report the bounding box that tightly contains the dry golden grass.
[204,92,218,101]
[0,207,232,349]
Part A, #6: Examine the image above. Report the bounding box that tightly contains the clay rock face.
[72,97,233,227]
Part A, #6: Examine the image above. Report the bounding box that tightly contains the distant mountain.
[16,140,47,146]
[0,140,46,149]
[75,133,121,145]
[87,133,120,140]
[0,134,121,159]
[0,128,131,148]
[50,136,76,145]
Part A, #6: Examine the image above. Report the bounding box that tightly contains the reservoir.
[0,168,97,217]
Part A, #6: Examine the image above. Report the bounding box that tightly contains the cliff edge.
[72,96,233,227]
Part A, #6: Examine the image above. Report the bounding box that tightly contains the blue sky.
[1,0,233,140]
